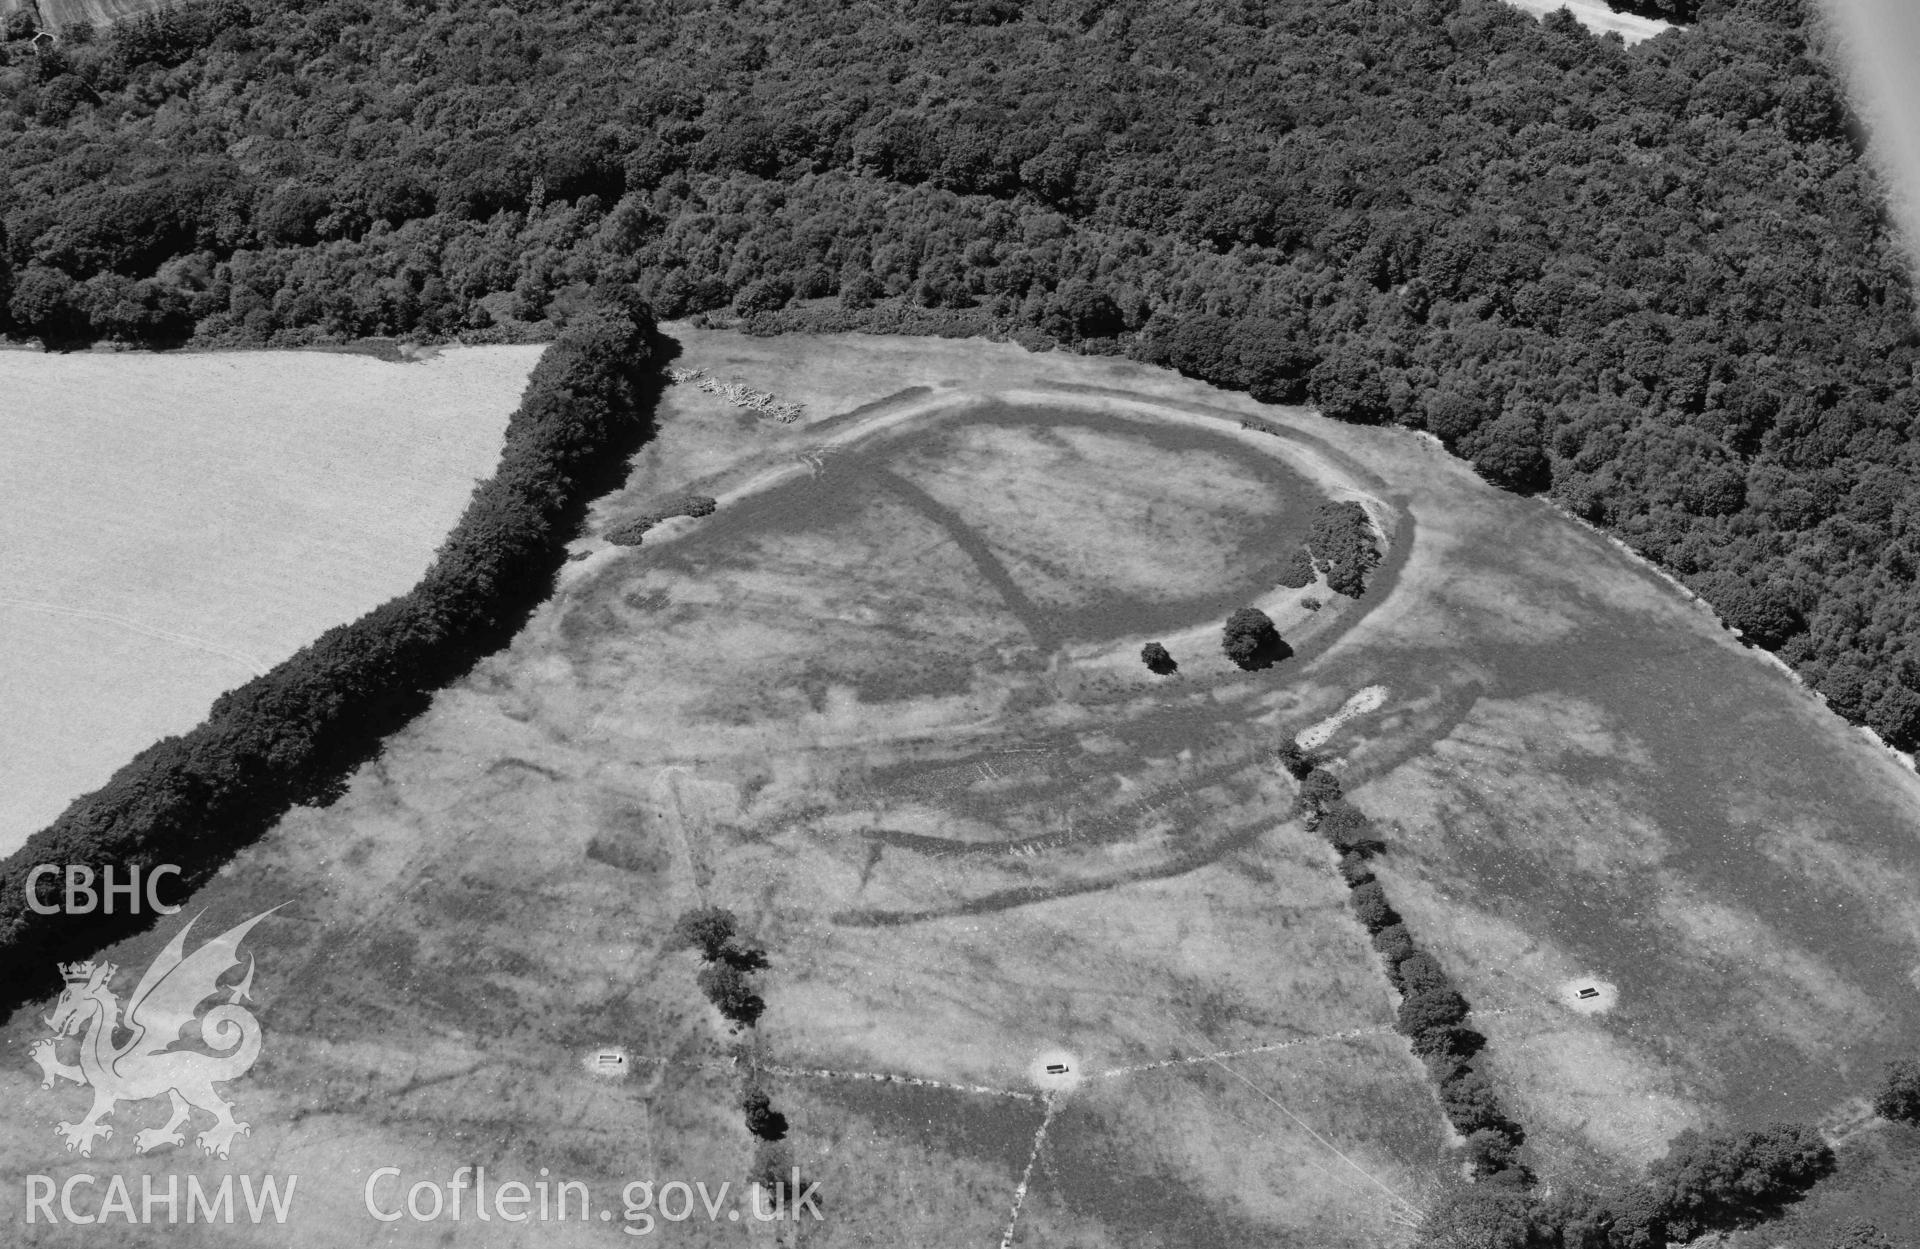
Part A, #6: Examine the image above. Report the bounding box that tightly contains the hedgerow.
[0,289,661,1017]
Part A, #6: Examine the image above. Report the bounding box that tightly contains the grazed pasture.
[6,330,1920,1247]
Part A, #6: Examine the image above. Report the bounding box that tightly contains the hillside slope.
[7,331,1917,1246]
[2,0,1918,759]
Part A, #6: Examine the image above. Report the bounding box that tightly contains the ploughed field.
[0,346,543,853]
[5,331,1920,1246]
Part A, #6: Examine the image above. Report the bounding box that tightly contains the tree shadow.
[1229,632,1294,671]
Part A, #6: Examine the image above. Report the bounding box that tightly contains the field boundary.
[0,296,665,1020]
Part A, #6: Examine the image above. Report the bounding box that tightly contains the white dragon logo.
[29,907,278,1159]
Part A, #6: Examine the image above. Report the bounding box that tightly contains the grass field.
[0,346,543,852]
[6,330,1920,1246]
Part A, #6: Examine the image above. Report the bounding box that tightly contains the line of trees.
[1419,1120,1835,1248]
[671,905,770,1031]
[0,288,661,1018]
[1419,1118,1834,1247]
[604,493,718,546]
[1276,739,1530,1184]
[669,905,809,1212]
[1279,736,1841,1246]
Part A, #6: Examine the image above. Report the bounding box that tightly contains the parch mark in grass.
[1275,737,1530,1185]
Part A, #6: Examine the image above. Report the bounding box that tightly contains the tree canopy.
[1874,1058,1920,1125]
[1221,606,1286,670]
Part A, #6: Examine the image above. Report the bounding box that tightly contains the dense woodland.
[7,0,1915,752]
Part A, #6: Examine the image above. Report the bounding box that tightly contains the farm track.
[0,595,271,676]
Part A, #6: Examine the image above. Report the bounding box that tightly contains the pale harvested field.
[1501,0,1670,43]
[0,346,544,851]
[9,330,1920,1246]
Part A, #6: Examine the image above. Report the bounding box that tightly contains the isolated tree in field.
[1874,1058,1920,1124]
[673,903,768,971]
[719,940,770,972]
[1221,606,1285,669]
[696,962,766,1029]
[1274,739,1318,779]
[672,906,739,961]
[741,1087,789,1141]
[1298,768,1344,809]
[1140,642,1176,675]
